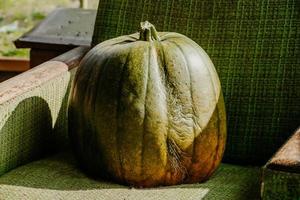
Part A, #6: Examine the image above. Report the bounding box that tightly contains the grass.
[0,0,98,58]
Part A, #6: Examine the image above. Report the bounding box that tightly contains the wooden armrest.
[0,46,89,104]
[51,46,89,69]
[266,128,300,173]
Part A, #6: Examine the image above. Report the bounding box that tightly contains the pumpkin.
[68,21,226,187]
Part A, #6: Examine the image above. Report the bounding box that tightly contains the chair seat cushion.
[0,152,260,200]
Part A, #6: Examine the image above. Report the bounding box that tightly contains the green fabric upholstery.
[92,0,300,164]
[0,64,75,176]
[262,168,300,200]
[0,152,260,200]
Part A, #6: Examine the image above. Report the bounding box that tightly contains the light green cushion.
[0,152,260,200]
[262,168,300,200]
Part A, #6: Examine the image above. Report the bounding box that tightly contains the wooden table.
[14,8,96,67]
[0,57,30,82]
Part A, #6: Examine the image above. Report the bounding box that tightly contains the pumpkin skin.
[69,22,226,187]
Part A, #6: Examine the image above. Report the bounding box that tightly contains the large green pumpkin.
[69,21,226,187]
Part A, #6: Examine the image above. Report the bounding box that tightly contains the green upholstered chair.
[0,0,299,199]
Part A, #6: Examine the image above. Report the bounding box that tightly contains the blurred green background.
[0,0,98,58]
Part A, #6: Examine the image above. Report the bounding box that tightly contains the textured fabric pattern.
[0,152,260,200]
[262,168,300,200]
[92,0,300,164]
[0,66,75,176]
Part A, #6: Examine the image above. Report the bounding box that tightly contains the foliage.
[0,0,98,58]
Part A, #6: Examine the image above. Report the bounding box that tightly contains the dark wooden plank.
[14,8,96,50]
[30,48,70,67]
[0,57,30,72]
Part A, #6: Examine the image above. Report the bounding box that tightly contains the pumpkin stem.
[139,21,160,42]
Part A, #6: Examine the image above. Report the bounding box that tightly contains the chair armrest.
[266,128,300,173]
[0,47,89,176]
[51,46,89,69]
[261,128,300,200]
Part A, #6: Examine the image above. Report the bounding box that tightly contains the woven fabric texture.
[262,168,300,200]
[0,152,260,200]
[0,67,75,176]
[92,0,300,164]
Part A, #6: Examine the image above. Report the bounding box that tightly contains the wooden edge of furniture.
[51,46,90,69]
[265,128,300,173]
[0,57,30,72]
[0,46,89,104]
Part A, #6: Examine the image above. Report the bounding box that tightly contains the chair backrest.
[92,0,300,164]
